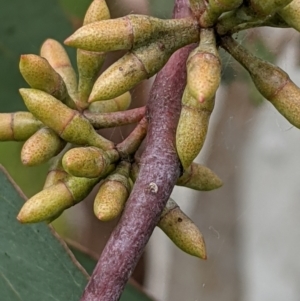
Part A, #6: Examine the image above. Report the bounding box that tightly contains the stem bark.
[81,1,194,300]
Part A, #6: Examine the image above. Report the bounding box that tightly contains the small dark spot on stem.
[178,218,183,222]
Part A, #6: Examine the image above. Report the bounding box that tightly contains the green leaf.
[0,165,88,301]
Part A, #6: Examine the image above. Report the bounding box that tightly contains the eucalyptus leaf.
[0,165,88,301]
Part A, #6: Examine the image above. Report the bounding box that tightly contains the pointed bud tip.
[19,88,29,95]
[96,213,110,222]
[216,179,223,188]
[88,95,96,103]
[16,214,22,223]
[20,54,27,61]
[64,36,73,46]
[16,212,29,224]
[96,213,104,220]
[194,245,207,260]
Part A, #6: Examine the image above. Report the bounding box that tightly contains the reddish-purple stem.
[116,117,148,159]
[80,1,195,300]
[83,106,146,129]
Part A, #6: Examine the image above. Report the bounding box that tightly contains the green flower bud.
[0,112,42,141]
[132,160,222,191]
[19,54,67,100]
[19,88,114,150]
[65,16,196,53]
[217,0,292,35]
[17,175,99,224]
[44,166,68,190]
[40,39,77,103]
[83,0,110,25]
[62,146,118,178]
[187,28,221,103]
[44,169,68,190]
[158,198,207,259]
[94,161,131,221]
[77,50,105,107]
[221,36,300,129]
[200,0,242,27]
[89,20,198,102]
[43,144,72,189]
[248,0,292,17]
[76,0,110,107]
[232,13,289,32]
[21,127,66,166]
[177,163,223,191]
[88,51,148,101]
[43,155,67,223]
[278,0,300,32]
[65,15,159,52]
[88,92,132,113]
[176,88,214,170]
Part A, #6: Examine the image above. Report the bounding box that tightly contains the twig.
[80,1,195,300]
[84,106,146,129]
[116,117,148,159]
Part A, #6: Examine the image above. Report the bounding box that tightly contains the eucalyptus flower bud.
[176,88,214,170]
[21,127,65,166]
[88,92,132,113]
[94,161,131,221]
[177,163,223,191]
[40,39,77,103]
[77,50,105,107]
[158,198,207,259]
[89,21,198,101]
[221,36,300,129]
[62,146,119,178]
[19,54,67,100]
[43,157,68,189]
[17,175,100,224]
[278,0,300,32]
[19,88,114,150]
[43,156,68,222]
[248,0,292,17]
[77,0,110,106]
[65,16,196,53]
[0,112,42,141]
[200,0,242,27]
[217,0,292,35]
[187,28,221,103]
[131,161,221,191]
[83,0,110,25]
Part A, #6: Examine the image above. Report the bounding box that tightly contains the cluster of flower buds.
[4,0,299,260]
[0,0,227,260]
[176,28,221,170]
